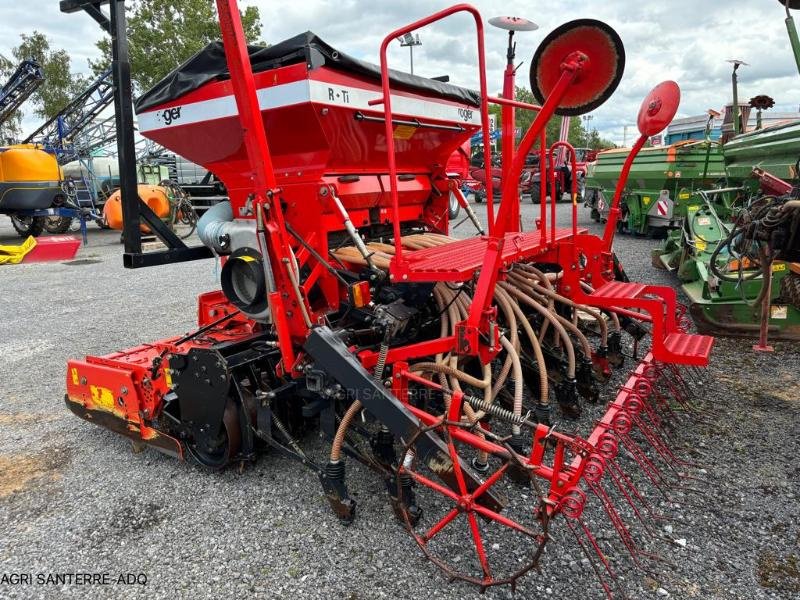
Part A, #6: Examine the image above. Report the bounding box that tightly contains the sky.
[2,0,799,144]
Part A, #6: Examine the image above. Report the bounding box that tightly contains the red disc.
[529,19,625,116]
[636,81,681,137]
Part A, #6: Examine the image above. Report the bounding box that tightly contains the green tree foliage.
[489,86,616,150]
[92,0,263,93]
[8,32,86,124]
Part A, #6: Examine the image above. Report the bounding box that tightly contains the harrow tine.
[564,517,625,600]
[587,481,664,575]
[608,460,668,521]
[618,434,671,501]
[605,458,661,534]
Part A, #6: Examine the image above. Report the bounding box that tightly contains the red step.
[663,332,713,366]
[591,280,648,300]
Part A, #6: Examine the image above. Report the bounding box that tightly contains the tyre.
[530,182,540,203]
[448,191,461,220]
[780,272,800,310]
[10,215,45,238]
[44,216,73,234]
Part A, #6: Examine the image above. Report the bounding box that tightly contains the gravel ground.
[0,202,798,600]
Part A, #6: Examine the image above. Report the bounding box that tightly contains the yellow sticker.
[393,124,416,140]
[238,255,256,263]
[695,240,707,251]
[71,368,79,386]
[772,262,787,272]
[642,196,652,205]
[164,368,173,388]
[687,205,700,212]
[90,385,116,411]
[678,192,691,200]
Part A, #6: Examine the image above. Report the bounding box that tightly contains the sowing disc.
[637,81,681,137]
[529,19,625,116]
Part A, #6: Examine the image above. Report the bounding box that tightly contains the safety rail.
[375,4,495,265]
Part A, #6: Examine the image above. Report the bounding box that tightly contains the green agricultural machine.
[585,140,728,235]
[591,0,800,343]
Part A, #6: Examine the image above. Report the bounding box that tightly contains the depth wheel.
[186,401,242,470]
[397,419,549,591]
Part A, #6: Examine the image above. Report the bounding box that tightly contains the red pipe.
[602,134,648,252]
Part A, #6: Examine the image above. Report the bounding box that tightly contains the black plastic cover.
[135,31,480,112]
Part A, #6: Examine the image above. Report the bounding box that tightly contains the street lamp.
[398,33,422,74]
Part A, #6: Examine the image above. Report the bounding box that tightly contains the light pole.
[727,59,748,135]
[398,33,422,74]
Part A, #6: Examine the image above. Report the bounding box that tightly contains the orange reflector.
[350,281,371,308]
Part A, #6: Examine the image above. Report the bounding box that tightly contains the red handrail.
[548,141,579,242]
[376,4,494,266]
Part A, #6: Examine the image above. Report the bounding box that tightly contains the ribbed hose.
[496,286,549,407]
[330,400,360,463]
[499,335,524,435]
[330,337,390,463]
[507,272,593,359]
[499,282,577,379]
[512,269,609,347]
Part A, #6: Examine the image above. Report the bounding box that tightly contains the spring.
[464,394,530,426]
[374,341,389,384]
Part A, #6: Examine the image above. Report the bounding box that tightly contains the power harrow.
[64,1,713,595]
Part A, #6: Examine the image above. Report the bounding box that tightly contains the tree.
[11,32,87,122]
[92,0,263,94]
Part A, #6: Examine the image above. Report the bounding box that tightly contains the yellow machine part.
[0,235,36,265]
[0,144,61,183]
[103,184,171,232]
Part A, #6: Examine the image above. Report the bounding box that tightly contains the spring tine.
[606,459,659,536]
[619,434,671,501]
[587,480,662,575]
[638,415,702,472]
[631,416,684,478]
[565,517,625,600]
[607,458,667,521]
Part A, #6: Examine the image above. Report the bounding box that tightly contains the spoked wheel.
[186,401,242,470]
[397,419,550,591]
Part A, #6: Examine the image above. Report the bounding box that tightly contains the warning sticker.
[393,124,416,140]
[90,385,116,411]
[678,192,691,200]
[697,216,711,226]
[642,196,652,205]
[695,240,707,251]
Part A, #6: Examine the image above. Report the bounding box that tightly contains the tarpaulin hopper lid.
[135,31,481,112]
